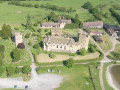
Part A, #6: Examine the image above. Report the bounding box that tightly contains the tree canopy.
[0,24,12,39]
[22,65,31,74]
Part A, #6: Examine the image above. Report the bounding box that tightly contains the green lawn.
[0,0,119,24]
[103,63,115,90]
[37,64,94,90]
[107,44,120,60]
[97,35,113,52]
[89,64,101,90]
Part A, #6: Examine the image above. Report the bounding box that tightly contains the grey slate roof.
[83,21,103,27]
[42,22,60,27]
[43,36,75,45]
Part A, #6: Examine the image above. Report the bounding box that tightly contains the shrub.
[44,29,48,32]
[15,67,21,74]
[6,66,15,76]
[17,43,25,49]
[33,43,40,49]
[25,33,30,38]
[82,2,93,9]
[22,65,31,74]
[0,45,5,53]
[37,28,42,33]
[64,58,74,68]
[49,53,56,59]
[28,41,32,46]
[80,48,87,56]
[12,47,21,62]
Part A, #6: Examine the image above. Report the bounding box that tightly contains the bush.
[0,45,5,53]
[22,65,31,74]
[6,66,15,76]
[49,53,56,59]
[44,29,48,32]
[82,2,93,9]
[12,48,21,62]
[15,67,21,74]
[28,41,32,46]
[37,28,42,33]
[25,33,30,38]
[33,43,40,49]
[17,43,25,49]
[64,58,74,68]
[80,48,87,56]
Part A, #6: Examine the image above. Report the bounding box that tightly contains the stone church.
[12,32,23,46]
[43,29,89,53]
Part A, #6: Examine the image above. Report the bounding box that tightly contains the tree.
[25,33,30,38]
[48,12,58,22]
[12,48,21,62]
[89,44,96,53]
[33,43,40,49]
[82,2,93,9]
[6,66,15,76]
[34,4,39,8]
[17,43,25,49]
[26,14,31,29]
[65,58,74,68]
[0,45,5,53]
[15,67,21,74]
[0,66,5,76]
[0,24,12,39]
[22,65,31,74]
[80,48,87,56]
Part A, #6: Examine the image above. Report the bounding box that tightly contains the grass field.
[89,64,101,90]
[37,64,94,90]
[97,35,113,52]
[37,52,100,63]
[103,63,114,90]
[107,44,120,60]
[0,0,119,24]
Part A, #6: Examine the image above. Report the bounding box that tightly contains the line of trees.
[8,1,75,13]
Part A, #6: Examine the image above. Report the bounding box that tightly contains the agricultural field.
[37,64,94,90]
[0,0,119,24]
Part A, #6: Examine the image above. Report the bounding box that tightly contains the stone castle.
[43,29,89,53]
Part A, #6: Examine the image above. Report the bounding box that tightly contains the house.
[51,29,62,37]
[84,29,103,35]
[58,16,72,24]
[41,22,60,28]
[93,35,103,42]
[107,28,117,37]
[12,32,23,46]
[43,32,90,53]
[41,16,72,29]
[83,21,103,29]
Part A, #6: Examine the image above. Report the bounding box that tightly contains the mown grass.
[97,35,113,52]
[89,64,102,90]
[103,62,115,90]
[107,44,120,60]
[37,64,94,90]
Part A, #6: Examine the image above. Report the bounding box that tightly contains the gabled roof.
[42,22,60,27]
[43,36,75,45]
[83,21,103,27]
[107,28,115,35]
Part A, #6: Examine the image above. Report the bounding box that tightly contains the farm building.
[83,21,103,29]
[93,35,103,42]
